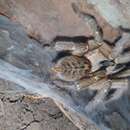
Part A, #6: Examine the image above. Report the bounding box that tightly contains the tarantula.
[51,3,130,90]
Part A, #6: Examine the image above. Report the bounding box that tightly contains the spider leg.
[111,68,130,78]
[105,32,130,78]
[53,79,75,90]
[115,52,130,64]
[106,64,126,76]
[53,3,105,55]
[111,32,130,59]
[76,69,107,90]
[75,58,113,91]
[54,41,88,56]
[72,3,103,43]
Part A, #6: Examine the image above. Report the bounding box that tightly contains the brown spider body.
[51,3,129,90]
[52,55,91,81]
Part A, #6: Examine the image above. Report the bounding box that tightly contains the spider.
[51,3,130,90]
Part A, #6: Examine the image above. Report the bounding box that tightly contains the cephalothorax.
[51,3,130,90]
[52,55,91,81]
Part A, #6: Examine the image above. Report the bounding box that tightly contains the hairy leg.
[76,70,107,90]
[71,3,103,43]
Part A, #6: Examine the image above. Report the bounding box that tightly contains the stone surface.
[0,0,120,43]
[0,80,79,130]
[0,0,89,42]
[87,0,130,28]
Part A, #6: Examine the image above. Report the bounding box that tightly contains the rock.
[0,91,79,130]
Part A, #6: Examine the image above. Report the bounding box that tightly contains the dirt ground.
[0,80,79,130]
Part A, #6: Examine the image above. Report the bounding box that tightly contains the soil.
[0,80,79,130]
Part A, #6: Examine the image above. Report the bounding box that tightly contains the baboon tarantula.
[51,3,130,90]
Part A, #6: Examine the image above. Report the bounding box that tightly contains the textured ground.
[0,0,119,43]
[0,80,79,130]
